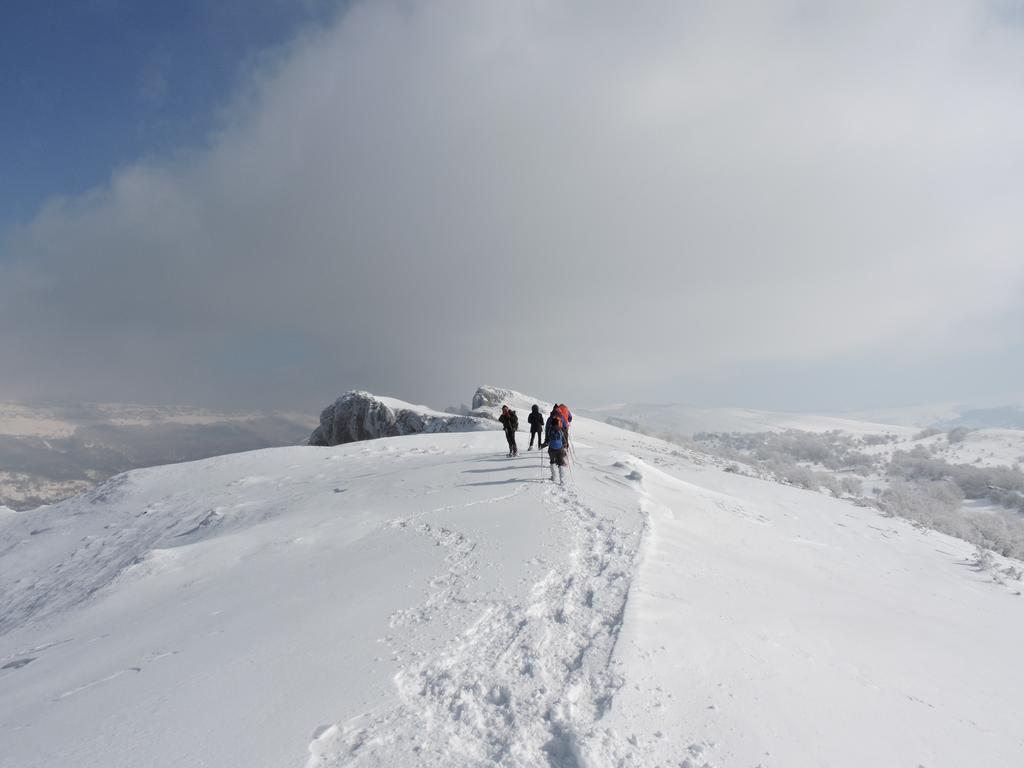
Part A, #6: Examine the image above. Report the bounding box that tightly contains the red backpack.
[556,404,571,427]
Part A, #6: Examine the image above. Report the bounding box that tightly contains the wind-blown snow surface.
[2,416,1023,767]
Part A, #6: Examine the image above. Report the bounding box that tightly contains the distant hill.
[582,402,916,439]
[0,402,313,510]
[840,403,1024,430]
[939,405,1024,430]
[586,401,1024,438]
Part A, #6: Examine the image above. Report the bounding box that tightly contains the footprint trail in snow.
[307,482,647,767]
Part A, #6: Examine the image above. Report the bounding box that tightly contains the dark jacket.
[499,410,518,432]
[528,407,544,432]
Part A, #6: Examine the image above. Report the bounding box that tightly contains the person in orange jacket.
[541,405,570,448]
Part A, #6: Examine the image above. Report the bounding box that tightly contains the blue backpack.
[548,424,565,450]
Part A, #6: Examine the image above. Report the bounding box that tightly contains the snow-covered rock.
[469,385,553,420]
[308,391,492,446]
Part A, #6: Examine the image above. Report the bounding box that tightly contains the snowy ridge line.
[307,479,648,767]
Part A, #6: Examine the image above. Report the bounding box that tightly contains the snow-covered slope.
[2,407,1022,767]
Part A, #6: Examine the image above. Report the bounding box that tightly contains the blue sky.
[0,0,334,228]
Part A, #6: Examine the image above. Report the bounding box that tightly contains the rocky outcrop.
[470,386,552,421]
[308,391,493,447]
[470,385,523,412]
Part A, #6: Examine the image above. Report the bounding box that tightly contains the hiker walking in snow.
[545,408,568,484]
[541,406,561,448]
[527,404,544,450]
[499,405,519,457]
[543,403,573,452]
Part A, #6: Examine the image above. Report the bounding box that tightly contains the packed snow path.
[308,483,645,766]
[2,415,1024,767]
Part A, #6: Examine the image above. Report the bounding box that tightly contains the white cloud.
[2,0,1023,408]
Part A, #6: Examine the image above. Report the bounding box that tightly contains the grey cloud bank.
[2,0,1022,412]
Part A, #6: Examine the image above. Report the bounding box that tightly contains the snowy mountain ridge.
[2,389,1023,767]
[307,386,556,447]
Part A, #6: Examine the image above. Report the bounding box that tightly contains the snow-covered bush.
[881,479,964,524]
[947,426,972,444]
[966,512,1024,558]
[880,480,1024,558]
[694,430,878,474]
[840,476,864,496]
[680,428,1024,558]
[762,460,842,496]
[861,433,899,446]
[970,545,995,571]
[1002,564,1024,581]
[888,452,1024,512]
